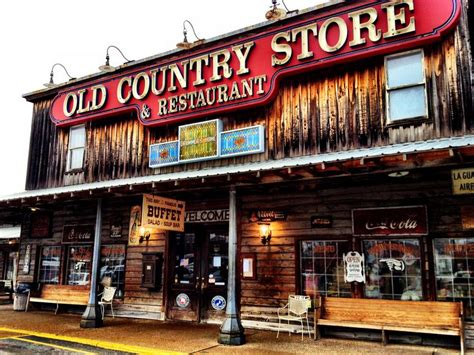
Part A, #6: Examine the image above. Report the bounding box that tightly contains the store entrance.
[166,225,228,322]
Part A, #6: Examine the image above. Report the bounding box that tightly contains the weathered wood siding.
[0,252,5,279]
[15,197,166,318]
[25,8,473,190]
[238,171,473,321]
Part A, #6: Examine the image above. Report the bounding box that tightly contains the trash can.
[13,292,28,311]
[13,283,30,311]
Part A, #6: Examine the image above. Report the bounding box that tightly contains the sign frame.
[178,119,222,164]
[62,224,95,244]
[49,0,462,128]
[352,206,428,237]
[141,194,185,232]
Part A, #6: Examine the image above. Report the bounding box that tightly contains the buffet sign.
[142,194,185,232]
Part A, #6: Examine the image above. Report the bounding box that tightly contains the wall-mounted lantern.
[139,227,151,243]
[258,223,272,245]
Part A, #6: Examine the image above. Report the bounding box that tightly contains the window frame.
[297,239,352,299]
[100,244,127,299]
[384,49,428,125]
[66,124,86,172]
[37,245,62,285]
[65,245,93,287]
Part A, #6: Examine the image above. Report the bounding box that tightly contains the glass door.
[167,232,201,321]
[201,229,228,321]
[167,226,228,322]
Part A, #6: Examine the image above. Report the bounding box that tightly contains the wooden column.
[218,186,245,345]
[80,198,103,328]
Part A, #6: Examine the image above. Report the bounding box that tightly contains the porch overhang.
[1,135,474,208]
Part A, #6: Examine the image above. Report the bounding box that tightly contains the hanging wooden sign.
[142,194,185,232]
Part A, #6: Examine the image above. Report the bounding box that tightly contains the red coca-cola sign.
[49,0,461,128]
[352,206,428,236]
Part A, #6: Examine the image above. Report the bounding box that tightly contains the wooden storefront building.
[0,0,473,349]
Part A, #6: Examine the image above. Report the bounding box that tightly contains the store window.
[6,252,16,281]
[300,240,351,298]
[66,245,92,286]
[100,245,126,298]
[385,50,427,122]
[433,238,474,320]
[363,239,422,300]
[38,246,61,284]
[67,125,86,171]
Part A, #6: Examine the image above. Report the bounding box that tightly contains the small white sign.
[213,256,221,267]
[23,245,31,274]
[343,251,365,283]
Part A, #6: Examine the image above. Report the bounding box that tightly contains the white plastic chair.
[277,295,311,340]
[98,286,116,319]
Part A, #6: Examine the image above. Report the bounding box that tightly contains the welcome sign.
[49,0,460,127]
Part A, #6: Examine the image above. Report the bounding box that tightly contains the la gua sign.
[49,0,460,128]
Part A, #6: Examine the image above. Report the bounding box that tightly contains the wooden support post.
[80,198,103,328]
[218,186,245,345]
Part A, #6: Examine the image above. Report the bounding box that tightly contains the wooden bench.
[26,285,89,314]
[315,297,465,354]
[0,280,13,301]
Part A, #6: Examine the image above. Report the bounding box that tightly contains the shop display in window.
[66,245,92,286]
[38,246,61,284]
[100,244,126,298]
[363,239,422,301]
[208,233,228,286]
[433,238,474,320]
[300,240,351,298]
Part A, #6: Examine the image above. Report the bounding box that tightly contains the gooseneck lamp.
[43,63,76,88]
[176,20,205,50]
[98,45,133,73]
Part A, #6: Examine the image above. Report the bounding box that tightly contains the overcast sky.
[0,0,324,196]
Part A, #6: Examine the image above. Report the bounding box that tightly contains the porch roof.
[0,135,473,205]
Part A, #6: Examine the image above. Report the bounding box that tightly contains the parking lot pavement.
[0,327,173,354]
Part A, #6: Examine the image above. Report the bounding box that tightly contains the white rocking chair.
[277,295,311,340]
[98,286,116,319]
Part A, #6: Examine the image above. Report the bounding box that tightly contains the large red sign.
[50,0,461,127]
[352,206,428,236]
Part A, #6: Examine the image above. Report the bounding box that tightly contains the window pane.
[100,245,126,298]
[173,233,195,284]
[389,86,426,121]
[70,126,85,149]
[38,246,61,284]
[67,245,92,286]
[299,240,351,298]
[387,52,424,87]
[208,232,228,286]
[363,239,422,301]
[433,238,474,320]
[70,148,84,170]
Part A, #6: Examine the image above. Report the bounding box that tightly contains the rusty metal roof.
[0,135,473,203]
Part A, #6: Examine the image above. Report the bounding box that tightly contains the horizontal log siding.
[239,172,473,320]
[25,24,473,190]
[16,197,165,317]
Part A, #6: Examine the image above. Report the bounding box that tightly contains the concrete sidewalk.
[0,305,461,354]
